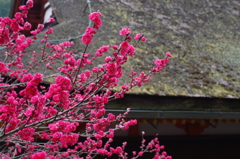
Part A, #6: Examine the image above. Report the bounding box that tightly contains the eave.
[107,109,240,120]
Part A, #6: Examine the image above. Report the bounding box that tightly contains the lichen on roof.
[86,0,240,98]
[5,0,240,98]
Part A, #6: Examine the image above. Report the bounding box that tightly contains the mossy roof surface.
[48,0,240,98]
[5,0,240,99]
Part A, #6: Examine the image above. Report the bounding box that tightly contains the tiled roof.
[49,0,240,98]
[7,0,240,98]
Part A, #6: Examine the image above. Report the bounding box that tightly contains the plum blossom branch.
[0,0,172,158]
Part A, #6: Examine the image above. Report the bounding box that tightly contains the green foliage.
[0,0,11,17]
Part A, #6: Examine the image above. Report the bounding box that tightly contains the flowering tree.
[0,0,172,158]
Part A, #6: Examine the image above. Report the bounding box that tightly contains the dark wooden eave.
[107,94,240,112]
